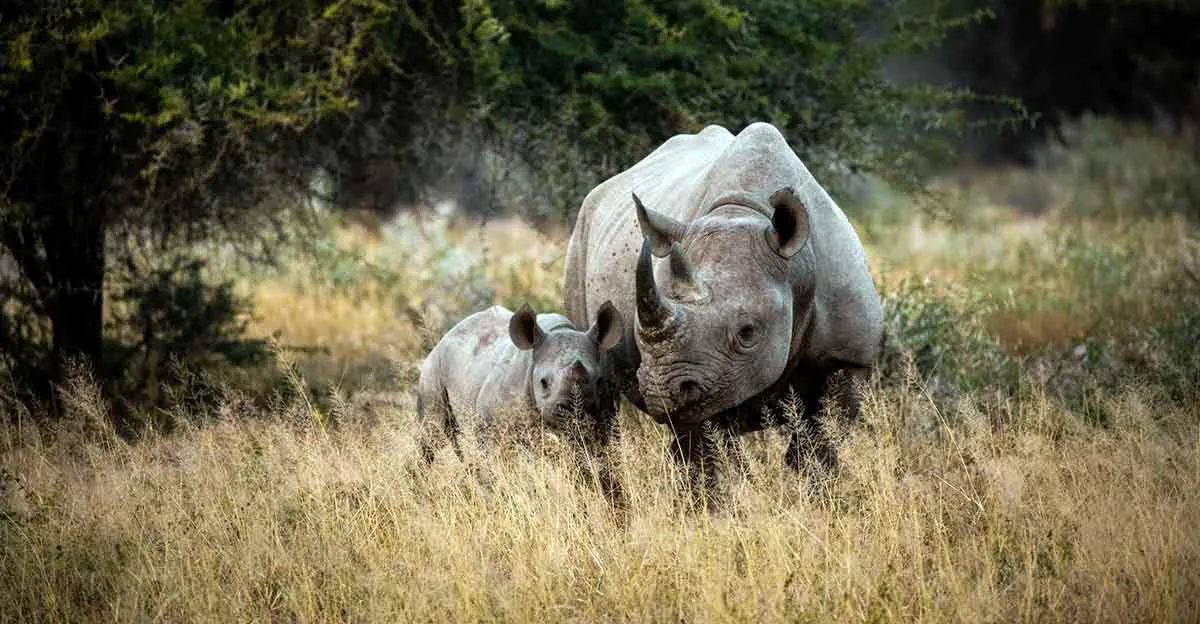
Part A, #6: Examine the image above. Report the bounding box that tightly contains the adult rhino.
[564,122,883,490]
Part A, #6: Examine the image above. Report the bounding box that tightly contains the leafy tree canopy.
[0,0,997,417]
[0,0,382,411]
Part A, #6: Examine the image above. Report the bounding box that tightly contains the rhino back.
[426,306,533,425]
[566,125,735,328]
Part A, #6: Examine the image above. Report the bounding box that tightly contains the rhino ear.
[588,301,625,351]
[509,304,544,351]
[633,192,687,258]
[767,186,811,258]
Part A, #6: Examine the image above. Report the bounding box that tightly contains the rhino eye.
[539,376,550,392]
[736,323,759,348]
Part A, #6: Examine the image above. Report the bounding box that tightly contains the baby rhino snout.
[551,394,599,420]
[541,359,604,424]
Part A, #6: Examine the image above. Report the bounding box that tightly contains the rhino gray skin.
[416,302,626,507]
[564,122,883,483]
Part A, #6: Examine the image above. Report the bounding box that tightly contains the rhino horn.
[636,238,676,332]
[667,242,702,298]
[633,192,687,257]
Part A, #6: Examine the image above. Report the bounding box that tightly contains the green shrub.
[104,256,268,411]
[878,275,1017,398]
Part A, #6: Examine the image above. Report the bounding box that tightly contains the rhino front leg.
[784,420,837,476]
[783,365,870,482]
[827,365,870,425]
[783,372,839,481]
[574,446,628,523]
[669,420,731,512]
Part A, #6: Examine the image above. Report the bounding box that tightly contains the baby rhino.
[416,302,624,467]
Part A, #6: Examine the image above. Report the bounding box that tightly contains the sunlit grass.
[3,151,1200,621]
[1,362,1197,622]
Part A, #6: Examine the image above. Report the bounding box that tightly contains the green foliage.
[334,0,1003,221]
[878,275,1016,397]
[476,0,996,215]
[104,256,269,408]
[1,0,1010,412]
[0,0,381,408]
[0,0,378,215]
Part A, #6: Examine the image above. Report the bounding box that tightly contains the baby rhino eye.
[539,376,550,391]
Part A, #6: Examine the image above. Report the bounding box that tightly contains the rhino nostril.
[678,380,701,404]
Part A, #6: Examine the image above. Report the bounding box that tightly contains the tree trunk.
[5,204,107,411]
[44,212,106,409]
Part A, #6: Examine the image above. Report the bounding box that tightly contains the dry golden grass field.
[3,133,1200,621]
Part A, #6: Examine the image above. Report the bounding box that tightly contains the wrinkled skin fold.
[563,122,884,503]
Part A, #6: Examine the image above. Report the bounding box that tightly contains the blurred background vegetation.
[1,0,1197,431]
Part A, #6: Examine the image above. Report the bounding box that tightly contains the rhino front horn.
[636,238,676,333]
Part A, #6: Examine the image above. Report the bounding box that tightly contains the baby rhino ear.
[509,304,544,350]
[588,301,624,351]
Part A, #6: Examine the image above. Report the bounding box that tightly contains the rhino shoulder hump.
[739,121,787,142]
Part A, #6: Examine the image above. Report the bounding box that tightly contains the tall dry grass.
[3,132,1200,621]
[1,362,1197,622]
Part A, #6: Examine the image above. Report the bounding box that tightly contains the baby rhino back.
[441,306,529,421]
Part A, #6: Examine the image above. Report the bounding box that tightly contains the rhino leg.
[783,372,840,479]
[670,420,738,512]
[416,383,461,465]
[784,419,837,476]
[783,365,870,482]
[724,432,751,480]
[831,365,871,424]
[571,427,628,523]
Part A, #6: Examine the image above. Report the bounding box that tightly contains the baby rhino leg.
[416,378,460,465]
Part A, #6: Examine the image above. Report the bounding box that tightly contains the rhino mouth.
[546,397,602,425]
[637,369,723,423]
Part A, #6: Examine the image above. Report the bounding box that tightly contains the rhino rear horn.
[633,192,687,257]
[635,238,676,331]
[509,303,544,350]
[767,186,811,258]
[667,242,702,299]
[588,300,625,351]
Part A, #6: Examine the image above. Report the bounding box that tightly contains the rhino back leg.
[416,376,460,465]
